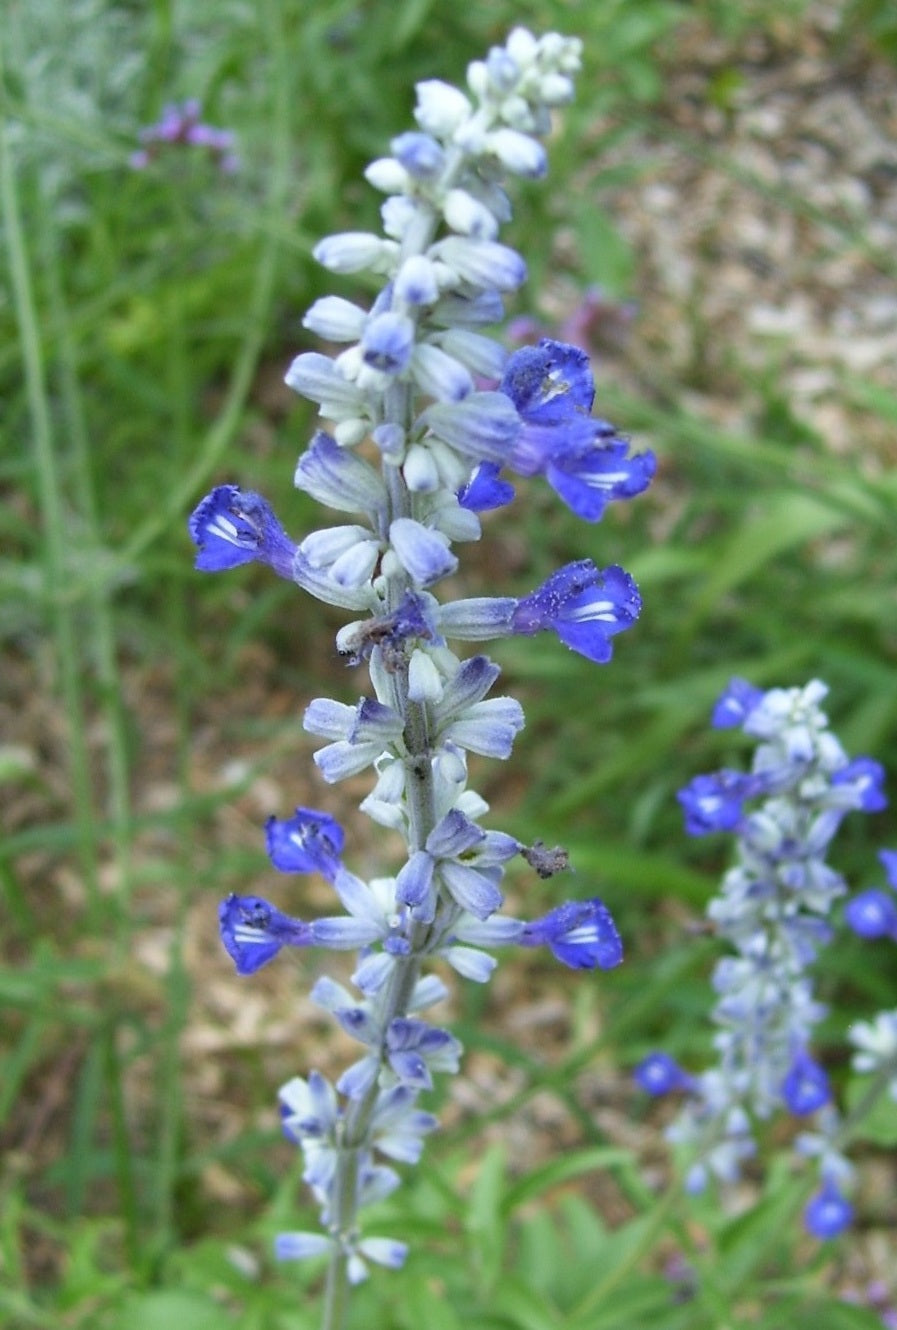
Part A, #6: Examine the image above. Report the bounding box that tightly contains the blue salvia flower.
[189,485,296,578]
[189,26,655,1305]
[639,678,887,1236]
[845,849,897,940]
[500,339,655,521]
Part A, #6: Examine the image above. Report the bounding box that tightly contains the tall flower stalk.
[190,28,654,1327]
[636,678,887,1238]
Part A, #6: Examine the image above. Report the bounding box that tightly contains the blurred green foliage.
[2,0,896,1326]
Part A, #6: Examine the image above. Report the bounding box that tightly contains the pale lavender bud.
[432,235,526,291]
[433,329,507,380]
[371,422,406,460]
[439,697,525,760]
[410,343,473,401]
[388,518,458,587]
[294,431,387,517]
[285,353,366,416]
[407,650,444,703]
[538,72,575,105]
[431,290,506,327]
[421,391,520,464]
[381,196,419,240]
[402,445,440,493]
[391,131,445,179]
[361,312,416,375]
[292,549,381,610]
[394,255,440,306]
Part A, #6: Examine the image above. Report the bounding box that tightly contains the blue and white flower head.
[643,678,888,1238]
[188,25,654,1300]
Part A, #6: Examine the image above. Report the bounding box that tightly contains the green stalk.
[0,50,101,925]
[34,171,135,939]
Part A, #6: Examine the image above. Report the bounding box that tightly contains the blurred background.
[2,1,896,1325]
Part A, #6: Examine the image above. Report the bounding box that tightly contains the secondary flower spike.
[640,678,890,1239]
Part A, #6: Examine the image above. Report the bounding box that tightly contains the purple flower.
[880,849,897,887]
[501,340,595,423]
[677,770,757,836]
[457,462,515,512]
[634,1052,694,1096]
[384,1019,462,1090]
[265,808,345,881]
[219,894,313,975]
[844,889,897,940]
[781,1053,831,1115]
[188,485,296,578]
[542,438,656,524]
[391,131,445,179]
[521,897,622,970]
[499,339,654,521]
[131,101,238,172]
[804,1181,853,1239]
[511,560,641,664]
[831,757,888,813]
[711,677,764,729]
[361,312,416,375]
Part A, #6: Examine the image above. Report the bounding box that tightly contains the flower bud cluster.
[188,26,650,1290]
[636,678,887,1239]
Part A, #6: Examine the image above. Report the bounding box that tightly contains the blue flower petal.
[265,807,344,879]
[189,485,296,577]
[219,894,312,975]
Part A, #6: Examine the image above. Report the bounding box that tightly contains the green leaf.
[503,1147,632,1213]
[573,206,635,296]
[844,1074,897,1146]
[465,1144,508,1295]
[117,1290,227,1330]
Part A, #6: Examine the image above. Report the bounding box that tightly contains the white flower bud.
[408,649,444,703]
[539,72,575,105]
[302,296,367,342]
[402,444,440,493]
[313,232,393,274]
[465,60,488,101]
[381,195,419,240]
[506,27,539,67]
[414,79,472,137]
[364,156,410,194]
[333,418,370,447]
[485,128,546,178]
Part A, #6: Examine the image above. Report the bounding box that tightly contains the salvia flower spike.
[637,679,888,1238]
[189,27,654,1326]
